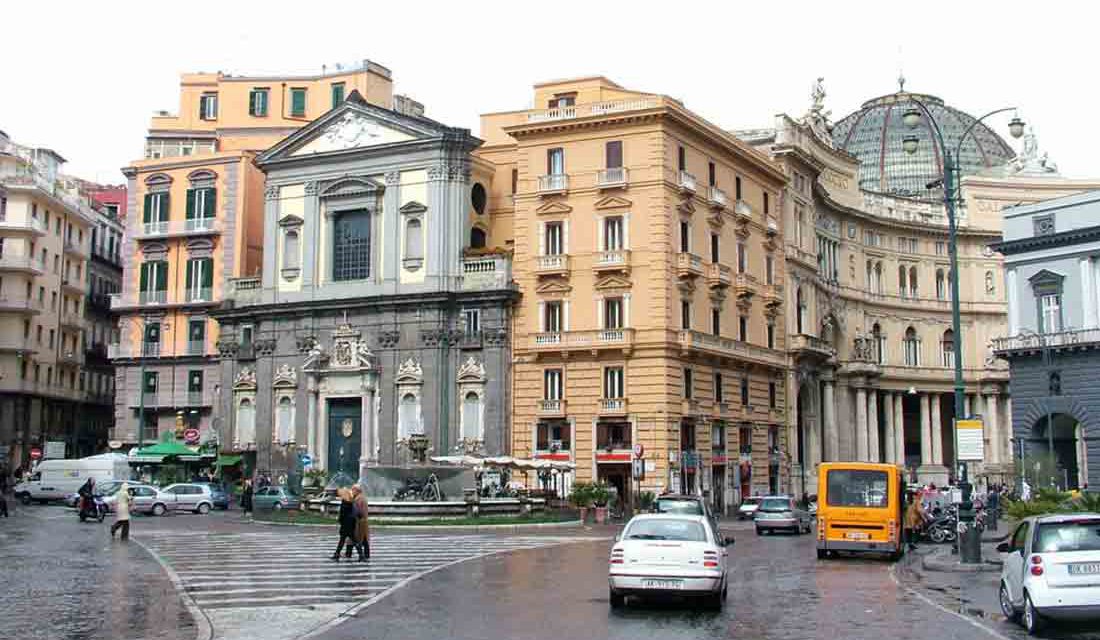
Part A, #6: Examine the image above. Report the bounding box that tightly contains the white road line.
[191,592,387,607]
[186,577,402,589]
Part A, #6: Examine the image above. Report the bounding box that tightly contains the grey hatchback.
[252,486,301,511]
[754,496,813,535]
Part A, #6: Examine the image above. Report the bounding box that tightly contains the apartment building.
[112,61,401,450]
[0,131,96,469]
[478,78,788,512]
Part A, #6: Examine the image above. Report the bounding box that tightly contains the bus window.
[826,469,889,508]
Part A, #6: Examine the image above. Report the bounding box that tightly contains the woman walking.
[352,485,370,560]
[332,488,362,561]
[110,483,131,540]
[241,480,253,517]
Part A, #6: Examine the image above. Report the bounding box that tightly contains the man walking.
[110,483,131,540]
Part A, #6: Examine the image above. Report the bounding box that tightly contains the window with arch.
[237,398,256,445]
[399,393,421,438]
[872,323,886,364]
[471,183,487,215]
[462,391,482,440]
[404,218,423,269]
[936,268,946,300]
[875,261,884,293]
[276,396,293,444]
[470,227,487,249]
[283,228,300,274]
[903,327,921,367]
[796,287,806,334]
[898,265,908,297]
[866,260,874,292]
[909,266,918,298]
[941,329,955,368]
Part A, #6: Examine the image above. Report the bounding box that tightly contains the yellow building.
[478,78,788,511]
[112,61,408,450]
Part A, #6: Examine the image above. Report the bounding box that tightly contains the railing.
[142,342,161,357]
[184,287,215,303]
[677,252,704,277]
[790,334,836,357]
[535,255,569,273]
[706,262,732,287]
[531,328,635,350]
[766,217,779,235]
[537,174,569,193]
[597,167,628,187]
[60,311,84,328]
[183,392,211,407]
[61,277,83,291]
[0,297,42,312]
[135,217,221,239]
[594,249,630,270]
[734,273,757,293]
[227,277,263,305]
[63,238,87,257]
[598,398,628,414]
[678,171,696,192]
[187,340,206,356]
[462,255,512,291]
[138,290,168,305]
[0,255,45,273]
[0,217,46,234]
[538,399,566,415]
[57,352,81,366]
[708,186,728,208]
[992,328,1100,352]
[735,200,752,219]
[526,97,659,122]
[677,329,785,367]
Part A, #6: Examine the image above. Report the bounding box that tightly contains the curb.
[920,546,1003,573]
[249,518,584,532]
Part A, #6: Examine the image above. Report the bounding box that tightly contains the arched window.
[872,323,885,364]
[903,327,920,366]
[909,266,918,298]
[462,391,481,440]
[941,329,955,368]
[471,183,487,215]
[276,396,293,444]
[404,218,423,269]
[866,261,874,293]
[283,229,300,271]
[935,269,946,300]
[796,287,806,334]
[898,265,908,297]
[399,393,420,438]
[875,261,883,294]
[237,398,256,445]
[470,227,487,249]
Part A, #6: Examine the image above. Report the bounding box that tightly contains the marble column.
[930,393,943,466]
[823,376,838,461]
[894,393,906,465]
[788,372,801,487]
[919,393,932,465]
[306,376,318,463]
[855,386,868,462]
[868,390,880,462]
[986,393,1000,465]
[883,392,895,463]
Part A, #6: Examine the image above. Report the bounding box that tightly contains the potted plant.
[591,482,611,524]
[569,481,593,523]
[638,490,656,513]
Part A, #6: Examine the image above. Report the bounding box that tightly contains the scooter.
[78,495,108,523]
[924,506,958,543]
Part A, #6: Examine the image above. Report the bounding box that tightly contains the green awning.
[215,455,242,467]
[131,440,200,459]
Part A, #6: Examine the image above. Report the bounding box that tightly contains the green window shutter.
[160,193,170,221]
[201,258,214,288]
[331,84,344,108]
[186,189,196,220]
[139,263,149,291]
[143,194,153,223]
[291,89,306,116]
[258,91,267,116]
[185,260,194,290]
[205,188,217,217]
[155,261,168,291]
[249,91,258,116]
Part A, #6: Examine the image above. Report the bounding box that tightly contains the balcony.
[226,277,263,306]
[678,171,697,193]
[0,217,47,235]
[789,334,837,361]
[63,238,88,258]
[597,167,628,189]
[61,277,84,295]
[462,254,512,292]
[537,174,569,195]
[677,330,786,368]
[60,310,84,330]
[525,97,659,123]
[596,423,632,452]
[0,255,44,275]
[142,341,161,357]
[992,328,1100,356]
[184,287,215,304]
[734,273,758,299]
[187,340,206,356]
[181,392,213,407]
[735,200,752,220]
[0,297,43,315]
[57,351,81,367]
[677,252,704,278]
[708,186,728,210]
[763,282,783,307]
[534,254,569,276]
[706,263,732,289]
[593,249,630,273]
[598,398,628,417]
[537,399,567,417]
[682,398,703,416]
[530,328,635,353]
[140,290,167,305]
[133,217,221,240]
[766,216,779,236]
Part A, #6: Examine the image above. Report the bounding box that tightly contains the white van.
[14,453,130,504]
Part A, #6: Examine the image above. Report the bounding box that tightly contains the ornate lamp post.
[902,100,1024,563]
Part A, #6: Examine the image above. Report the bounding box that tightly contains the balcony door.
[547,148,564,176]
[185,258,214,302]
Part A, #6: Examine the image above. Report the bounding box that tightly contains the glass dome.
[831,91,1016,201]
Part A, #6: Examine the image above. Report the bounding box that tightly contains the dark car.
[194,482,230,510]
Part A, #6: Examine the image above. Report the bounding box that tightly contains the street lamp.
[902,100,1024,564]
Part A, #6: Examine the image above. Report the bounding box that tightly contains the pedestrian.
[110,483,131,540]
[332,488,360,562]
[241,480,253,516]
[1021,478,1032,502]
[904,491,925,550]
[351,485,370,561]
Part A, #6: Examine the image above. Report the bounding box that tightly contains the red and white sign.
[183,429,200,445]
[29,448,42,460]
[632,443,645,459]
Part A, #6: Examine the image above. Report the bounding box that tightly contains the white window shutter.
[564,300,570,331]
[563,220,570,254]
[624,293,631,327]
[538,222,546,256]
[538,302,545,332]
[598,216,605,251]
[623,213,631,249]
[597,297,604,328]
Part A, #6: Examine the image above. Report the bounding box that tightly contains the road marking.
[889,564,1013,640]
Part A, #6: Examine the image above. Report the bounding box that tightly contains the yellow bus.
[816,462,906,560]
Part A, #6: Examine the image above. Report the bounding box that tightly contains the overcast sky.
[3,1,1094,183]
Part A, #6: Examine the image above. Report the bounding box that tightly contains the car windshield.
[655,499,703,515]
[624,518,707,542]
[93,482,123,497]
[826,470,889,508]
[740,498,761,508]
[759,498,791,512]
[1035,520,1100,553]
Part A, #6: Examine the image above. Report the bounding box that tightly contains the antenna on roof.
[897,45,906,92]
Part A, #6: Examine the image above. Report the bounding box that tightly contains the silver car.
[754,496,814,535]
[155,483,216,515]
[101,483,162,515]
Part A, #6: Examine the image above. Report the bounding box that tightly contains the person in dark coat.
[351,485,370,560]
[332,488,363,561]
[241,480,253,516]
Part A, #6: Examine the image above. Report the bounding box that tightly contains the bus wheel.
[816,549,827,560]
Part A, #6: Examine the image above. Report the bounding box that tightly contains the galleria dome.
[830,88,1017,201]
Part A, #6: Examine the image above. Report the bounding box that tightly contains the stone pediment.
[594,275,633,291]
[319,176,383,200]
[594,195,632,210]
[289,112,415,156]
[395,358,424,384]
[535,279,572,295]
[457,356,487,384]
[400,201,428,216]
[535,201,573,215]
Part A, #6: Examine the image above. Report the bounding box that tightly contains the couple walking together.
[334,485,370,562]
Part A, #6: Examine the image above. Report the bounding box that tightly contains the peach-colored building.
[112,61,408,451]
[478,78,788,511]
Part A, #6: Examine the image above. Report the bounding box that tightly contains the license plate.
[845,532,870,540]
[641,579,683,590]
[1069,563,1100,575]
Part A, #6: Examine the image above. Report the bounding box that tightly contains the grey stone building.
[993,190,1100,490]
[212,92,515,482]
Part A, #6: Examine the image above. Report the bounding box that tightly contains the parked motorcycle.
[78,495,108,523]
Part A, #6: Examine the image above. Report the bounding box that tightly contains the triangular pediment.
[258,92,453,164]
[535,279,572,294]
[594,195,632,210]
[1028,269,1064,286]
[535,201,573,215]
[594,275,633,291]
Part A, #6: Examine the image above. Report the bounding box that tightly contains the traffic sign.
[632,458,645,481]
[183,429,200,445]
[956,419,984,461]
[299,453,313,466]
[29,448,42,460]
[632,443,645,459]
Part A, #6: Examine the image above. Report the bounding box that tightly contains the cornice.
[992,225,1100,255]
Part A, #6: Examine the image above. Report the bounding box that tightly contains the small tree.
[590,482,611,508]
[569,481,593,508]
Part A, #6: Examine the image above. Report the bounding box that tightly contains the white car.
[608,514,732,609]
[998,513,1100,634]
[736,497,761,520]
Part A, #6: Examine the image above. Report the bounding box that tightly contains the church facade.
[211,93,516,482]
